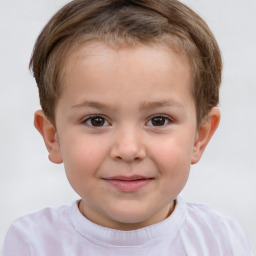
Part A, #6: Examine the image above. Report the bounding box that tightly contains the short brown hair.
[30,0,222,126]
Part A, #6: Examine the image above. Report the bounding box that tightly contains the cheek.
[149,137,192,188]
[151,136,193,167]
[153,143,191,197]
[60,133,108,180]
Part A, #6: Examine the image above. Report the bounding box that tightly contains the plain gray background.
[0,0,255,252]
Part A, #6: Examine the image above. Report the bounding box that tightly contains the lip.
[102,175,154,192]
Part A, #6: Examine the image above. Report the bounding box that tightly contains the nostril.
[114,155,143,162]
[110,148,146,162]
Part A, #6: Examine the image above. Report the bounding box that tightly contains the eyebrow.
[71,99,184,111]
[71,101,116,110]
[139,100,184,111]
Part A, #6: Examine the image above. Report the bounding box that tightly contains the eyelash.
[82,114,172,128]
[82,115,110,128]
[146,115,172,127]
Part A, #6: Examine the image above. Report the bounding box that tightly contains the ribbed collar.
[68,197,186,247]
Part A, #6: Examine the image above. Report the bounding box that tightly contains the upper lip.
[103,175,153,181]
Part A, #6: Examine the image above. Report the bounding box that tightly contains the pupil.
[152,117,165,126]
[91,117,104,127]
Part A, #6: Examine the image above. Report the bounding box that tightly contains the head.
[30,0,222,127]
[32,0,222,230]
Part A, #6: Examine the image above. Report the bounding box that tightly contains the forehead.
[63,40,191,84]
[59,41,193,108]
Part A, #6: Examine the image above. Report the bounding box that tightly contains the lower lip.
[103,179,152,192]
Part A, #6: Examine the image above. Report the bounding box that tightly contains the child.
[3,0,252,255]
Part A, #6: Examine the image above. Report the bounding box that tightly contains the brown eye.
[85,116,109,127]
[147,116,170,126]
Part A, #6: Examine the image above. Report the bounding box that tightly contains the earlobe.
[34,110,63,164]
[191,107,220,164]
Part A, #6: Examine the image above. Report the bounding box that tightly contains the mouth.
[102,175,154,192]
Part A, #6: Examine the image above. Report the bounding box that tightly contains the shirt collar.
[68,196,186,247]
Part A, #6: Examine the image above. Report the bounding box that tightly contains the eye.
[146,115,171,127]
[83,115,109,127]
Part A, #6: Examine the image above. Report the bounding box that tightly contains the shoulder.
[178,198,252,255]
[10,203,70,231]
[185,200,245,233]
[2,202,76,256]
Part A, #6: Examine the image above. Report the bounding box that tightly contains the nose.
[109,127,146,162]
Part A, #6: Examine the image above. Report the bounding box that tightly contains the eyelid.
[145,114,173,127]
[82,114,111,127]
[80,113,173,127]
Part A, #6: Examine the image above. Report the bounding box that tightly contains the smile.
[102,175,154,192]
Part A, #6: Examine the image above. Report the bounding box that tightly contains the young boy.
[3,0,252,255]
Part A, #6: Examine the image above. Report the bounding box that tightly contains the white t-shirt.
[3,197,252,256]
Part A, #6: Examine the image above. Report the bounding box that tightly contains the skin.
[34,41,220,231]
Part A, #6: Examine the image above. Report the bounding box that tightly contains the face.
[49,42,201,230]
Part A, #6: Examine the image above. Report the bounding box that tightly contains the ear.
[34,110,63,164]
[191,107,220,164]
